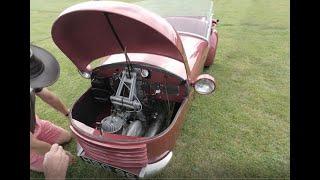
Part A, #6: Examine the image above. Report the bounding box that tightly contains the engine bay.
[73,62,188,138]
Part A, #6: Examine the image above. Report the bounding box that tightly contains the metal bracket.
[110,70,141,110]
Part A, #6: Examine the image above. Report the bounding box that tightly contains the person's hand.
[43,144,69,180]
[65,150,76,164]
[65,109,70,118]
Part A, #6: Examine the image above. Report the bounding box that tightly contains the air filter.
[101,115,125,133]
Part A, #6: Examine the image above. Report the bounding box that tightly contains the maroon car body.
[51,0,218,177]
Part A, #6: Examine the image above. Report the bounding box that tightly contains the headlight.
[194,74,216,95]
[141,69,149,78]
[78,70,91,79]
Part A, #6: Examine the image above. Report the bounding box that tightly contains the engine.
[98,67,174,137]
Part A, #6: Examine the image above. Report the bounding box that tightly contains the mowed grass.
[30,0,289,179]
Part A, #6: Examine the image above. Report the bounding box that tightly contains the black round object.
[30,44,60,88]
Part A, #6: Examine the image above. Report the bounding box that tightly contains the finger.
[43,153,49,165]
[64,153,73,165]
[56,145,64,154]
[66,152,73,160]
[64,153,70,162]
[50,143,59,153]
[59,154,69,169]
[65,152,75,164]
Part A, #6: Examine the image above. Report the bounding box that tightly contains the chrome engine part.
[144,113,165,137]
[99,68,174,137]
[124,120,144,136]
[101,115,125,134]
[110,71,142,111]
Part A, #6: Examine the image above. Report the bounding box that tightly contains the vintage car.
[51,0,219,178]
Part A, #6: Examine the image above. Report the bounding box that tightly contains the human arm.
[30,132,51,155]
[35,88,69,116]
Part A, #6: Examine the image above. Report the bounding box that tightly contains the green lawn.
[30,0,289,179]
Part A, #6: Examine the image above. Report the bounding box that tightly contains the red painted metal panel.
[51,1,188,72]
[72,127,148,169]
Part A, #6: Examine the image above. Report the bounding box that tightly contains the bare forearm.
[36,88,69,115]
[32,141,51,155]
[31,138,51,155]
[42,96,68,115]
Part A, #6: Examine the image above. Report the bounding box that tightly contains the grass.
[30,0,289,179]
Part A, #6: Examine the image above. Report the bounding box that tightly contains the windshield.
[119,0,214,39]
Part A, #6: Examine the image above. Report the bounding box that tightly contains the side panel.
[205,20,219,66]
[180,35,209,81]
[144,90,194,163]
